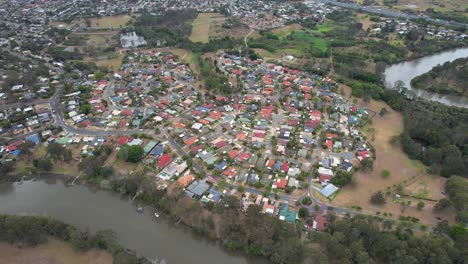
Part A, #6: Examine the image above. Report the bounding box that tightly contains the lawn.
[190,13,226,43]
[316,24,335,33]
[290,30,328,53]
[263,28,329,59]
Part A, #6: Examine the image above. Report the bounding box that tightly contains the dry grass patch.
[78,15,132,29]
[190,13,226,43]
[357,13,376,31]
[91,53,125,70]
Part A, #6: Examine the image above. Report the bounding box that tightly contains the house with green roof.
[144,140,158,154]
[55,137,70,145]
[279,204,297,223]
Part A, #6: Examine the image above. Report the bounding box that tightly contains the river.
[0,179,266,264]
[383,47,468,108]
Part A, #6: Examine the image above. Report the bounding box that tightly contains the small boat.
[154,212,160,218]
[137,207,144,213]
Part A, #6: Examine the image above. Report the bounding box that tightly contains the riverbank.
[383,47,468,108]
[0,179,270,264]
[411,57,468,97]
[0,214,149,264]
[0,239,112,264]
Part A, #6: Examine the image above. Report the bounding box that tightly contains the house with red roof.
[229,149,239,159]
[184,137,198,146]
[266,159,275,169]
[357,150,371,160]
[237,151,251,162]
[325,140,333,149]
[313,214,327,231]
[121,109,132,117]
[319,174,332,184]
[117,136,132,146]
[157,154,172,168]
[273,178,287,189]
[281,162,289,173]
[223,166,238,179]
[214,140,228,149]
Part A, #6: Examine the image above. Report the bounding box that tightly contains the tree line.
[108,173,467,264]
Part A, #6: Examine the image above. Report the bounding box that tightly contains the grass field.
[271,24,303,38]
[0,239,112,264]
[85,52,125,70]
[190,13,226,43]
[78,15,132,29]
[291,31,328,53]
[331,85,455,226]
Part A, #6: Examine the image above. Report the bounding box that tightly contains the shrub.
[370,191,386,205]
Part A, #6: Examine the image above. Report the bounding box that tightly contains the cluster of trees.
[426,9,468,24]
[314,215,467,263]
[199,57,232,94]
[47,47,82,61]
[106,171,468,264]
[330,170,353,187]
[383,90,468,177]
[0,161,15,176]
[79,146,114,178]
[132,11,242,53]
[133,10,197,48]
[117,145,144,163]
[47,142,72,162]
[0,214,148,264]
[33,158,53,171]
[411,57,468,96]
[446,176,468,224]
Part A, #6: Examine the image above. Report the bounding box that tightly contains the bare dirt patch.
[0,239,112,264]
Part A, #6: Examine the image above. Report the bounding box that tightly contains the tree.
[331,171,353,187]
[0,161,15,176]
[237,186,245,193]
[370,191,386,205]
[379,107,388,117]
[446,176,468,223]
[433,199,451,212]
[302,197,313,205]
[380,169,391,178]
[17,141,35,157]
[46,143,72,162]
[360,159,374,172]
[417,201,425,210]
[33,158,53,171]
[117,145,144,163]
[299,207,309,218]
[47,142,65,160]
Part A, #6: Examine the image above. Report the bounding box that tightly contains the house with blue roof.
[214,161,228,171]
[26,134,40,144]
[150,144,164,158]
